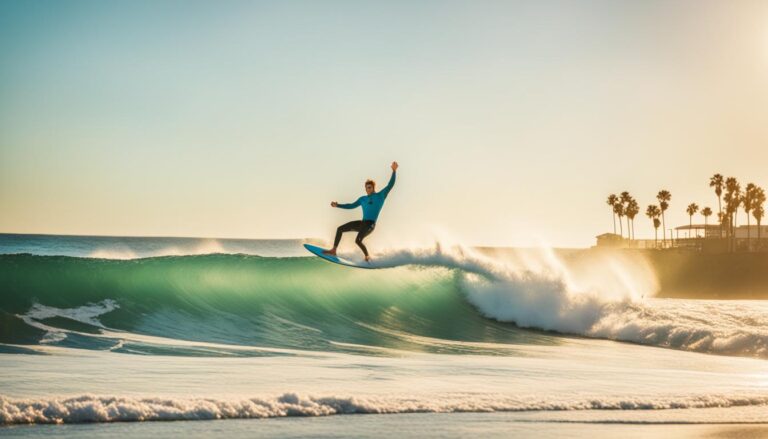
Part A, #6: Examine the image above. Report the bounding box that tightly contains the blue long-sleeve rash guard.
[337,171,396,222]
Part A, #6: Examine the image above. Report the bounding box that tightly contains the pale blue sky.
[1,0,767,247]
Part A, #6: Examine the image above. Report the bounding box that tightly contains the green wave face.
[0,254,553,355]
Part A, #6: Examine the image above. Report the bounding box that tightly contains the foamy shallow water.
[2,335,768,425]
[4,413,768,439]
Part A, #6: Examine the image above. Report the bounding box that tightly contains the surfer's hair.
[365,179,376,189]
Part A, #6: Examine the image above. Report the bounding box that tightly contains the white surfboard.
[303,244,376,269]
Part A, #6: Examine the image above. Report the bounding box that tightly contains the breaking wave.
[1,246,768,359]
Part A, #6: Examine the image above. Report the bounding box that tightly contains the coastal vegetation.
[686,203,699,236]
[656,190,671,244]
[605,173,766,252]
[645,204,661,245]
[701,207,712,228]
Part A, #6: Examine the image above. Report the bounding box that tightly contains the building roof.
[595,233,623,238]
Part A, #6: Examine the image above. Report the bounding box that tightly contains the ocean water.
[1,233,768,437]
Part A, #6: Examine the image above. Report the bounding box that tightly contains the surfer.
[323,161,398,261]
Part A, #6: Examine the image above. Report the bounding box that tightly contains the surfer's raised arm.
[380,161,398,197]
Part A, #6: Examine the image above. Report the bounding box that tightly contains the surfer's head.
[365,179,375,195]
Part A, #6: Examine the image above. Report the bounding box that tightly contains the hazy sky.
[1,0,767,247]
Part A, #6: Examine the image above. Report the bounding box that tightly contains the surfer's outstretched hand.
[391,161,398,171]
[331,201,338,207]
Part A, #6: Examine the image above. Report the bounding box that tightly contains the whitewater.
[1,234,768,435]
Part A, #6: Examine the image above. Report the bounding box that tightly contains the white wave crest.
[88,239,227,260]
[2,393,768,425]
[372,244,768,358]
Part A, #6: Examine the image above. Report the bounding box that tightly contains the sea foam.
[3,393,768,425]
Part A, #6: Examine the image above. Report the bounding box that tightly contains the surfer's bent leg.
[334,220,363,248]
[354,221,376,257]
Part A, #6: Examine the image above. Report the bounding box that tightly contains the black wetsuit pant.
[333,220,376,256]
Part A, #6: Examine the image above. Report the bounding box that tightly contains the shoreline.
[2,411,768,438]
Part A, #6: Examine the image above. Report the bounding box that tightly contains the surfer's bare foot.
[322,248,337,256]
[364,255,371,262]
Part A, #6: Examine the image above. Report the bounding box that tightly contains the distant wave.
[86,239,229,259]
[2,248,768,359]
[3,392,768,425]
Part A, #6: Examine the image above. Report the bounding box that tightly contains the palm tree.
[626,198,639,242]
[606,194,618,234]
[724,177,741,251]
[753,186,766,246]
[723,212,734,251]
[646,204,661,247]
[717,211,726,238]
[620,191,632,239]
[701,207,712,235]
[613,201,625,238]
[710,174,724,237]
[686,203,699,238]
[756,206,765,246]
[656,190,671,246]
[744,183,757,243]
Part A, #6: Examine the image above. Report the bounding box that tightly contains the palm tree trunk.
[618,217,623,238]
[729,214,733,252]
[662,213,666,246]
[718,197,722,238]
[612,213,616,235]
[705,216,708,240]
[626,216,630,242]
